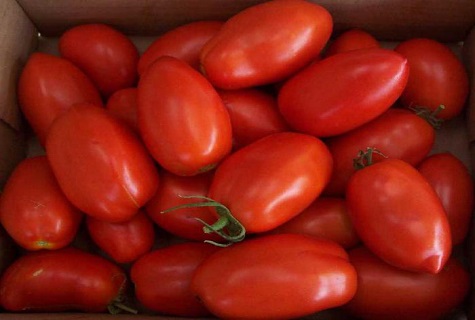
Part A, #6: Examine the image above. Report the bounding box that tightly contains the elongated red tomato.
[200,0,333,89]
[324,28,379,57]
[106,87,138,130]
[0,156,83,250]
[137,56,232,176]
[191,234,357,319]
[0,247,127,313]
[59,23,139,98]
[131,242,219,317]
[46,103,160,223]
[324,108,435,195]
[417,152,474,245]
[207,132,333,235]
[138,20,223,75]
[346,157,452,274]
[278,48,409,137]
[17,52,103,145]
[344,246,470,320]
[86,210,155,263]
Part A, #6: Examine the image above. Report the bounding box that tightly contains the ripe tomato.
[86,210,155,264]
[17,52,103,145]
[0,156,83,250]
[146,169,222,242]
[106,87,138,130]
[45,103,160,223]
[131,242,219,317]
[324,108,435,195]
[218,88,289,149]
[205,132,332,242]
[278,48,409,137]
[137,56,232,176]
[59,23,139,98]
[344,246,470,320]
[138,20,223,75]
[270,197,359,249]
[200,0,333,89]
[0,247,127,313]
[346,156,452,274]
[191,233,357,319]
[417,152,474,245]
[324,28,379,57]
[394,38,469,120]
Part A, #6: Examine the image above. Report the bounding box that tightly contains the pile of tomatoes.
[0,0,473,319]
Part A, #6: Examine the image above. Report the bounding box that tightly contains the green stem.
[108,301,138,315]
[353,147,388,170]
[407,105,445,129]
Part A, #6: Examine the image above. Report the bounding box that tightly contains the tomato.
[324,108,435,195]
[0,247,127,313]
[59,23,139,98]
[324,28,379,57]
[394,38,469,119]
[278,48,409,137]
[137,56,232,176]
[138,20,223,75]
[106,87,138,130]
[146,169,222,242]
[0,156,83,250]
[346,155,452,274]
[191,233,357,319]
[86,210,155,264]
[45,103,160,223]
[218,88,289,149]
[0,226,17,277]
[270,197,359,249]
[17,52,103,145]
[200,0,333,89]
[417,152,474,245]
[344,246,470,320]
[131,242,219,317]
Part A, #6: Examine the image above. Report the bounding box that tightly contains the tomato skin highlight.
[278,48,409,137]
[346,158,452,274]
[200,0,333,89]
[208,132,333,234]
[0,156,83,251]
[137,56,232,176]
[46,103,160,223]
[191,233,357,319]
[0,247,127,312]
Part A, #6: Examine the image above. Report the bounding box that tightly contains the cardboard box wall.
[0,0,474,319]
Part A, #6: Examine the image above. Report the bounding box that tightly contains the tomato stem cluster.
[408,105,445,129]
[353,147,388,170]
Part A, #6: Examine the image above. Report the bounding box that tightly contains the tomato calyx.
[407,105,445,129]
[161,195,246,247]
[353,147,388,170]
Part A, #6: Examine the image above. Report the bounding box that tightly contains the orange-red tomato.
[324,28,379,57]
[106,87,138,130]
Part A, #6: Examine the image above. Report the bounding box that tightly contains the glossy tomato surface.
[324,28,379,57]
[105,87,138,130]
[200,0,333,89]
[278,48,409,137]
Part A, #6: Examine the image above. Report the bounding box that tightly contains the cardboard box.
[0,0,474,319]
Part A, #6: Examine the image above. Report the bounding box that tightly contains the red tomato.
[59,23,139,98]
[207,132,333,238]
[344,246,470,320]
[0,156,83,250]
[324,108,435,195]
[106,87,138,130]
[17,52,103,145]
[191,233,357,319]
[278,48,409,137]
[45,103,160,223]
[218,88,290,149]
[138,20,223,75]
[270,197,359,249]
[0,226,18,277]
[324,28,379,57]
[86,210,155,263]
[417,152,474,245]
[200,0,333,89]
[0,247,127,313]
[346,156,452,274]
[137,56,232,176]
[394,38,469,119]
[146,170,221,242]
[131,242,219,317]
